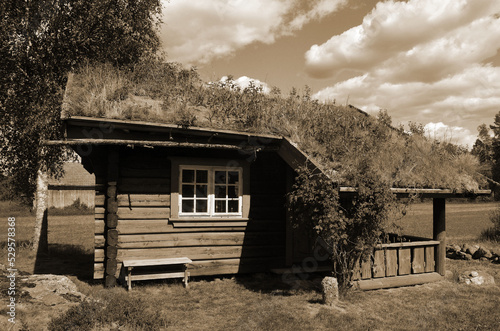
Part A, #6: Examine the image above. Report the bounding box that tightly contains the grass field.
[398,201,498,242]
[0,201,499,330]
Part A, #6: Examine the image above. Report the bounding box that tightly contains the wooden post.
[433,198,446,276]
[105,148,119,287]
[285,166,294,267]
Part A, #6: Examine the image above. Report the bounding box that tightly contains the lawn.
[0,201,499,330]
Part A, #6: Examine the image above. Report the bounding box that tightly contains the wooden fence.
[352,239,442,290]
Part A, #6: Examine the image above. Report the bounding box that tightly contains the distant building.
[47,162,95,208]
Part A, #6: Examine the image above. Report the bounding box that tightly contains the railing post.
[433,198,446,276]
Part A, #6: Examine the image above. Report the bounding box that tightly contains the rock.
[458,271,495,286]
[473,247,493,259]
[464,253,473,261]
[321,276,338,306]
[479,257,490,262]
[463,244,479,256]
[19,274,85,305]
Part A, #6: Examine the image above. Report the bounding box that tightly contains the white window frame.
[178,165,243,217]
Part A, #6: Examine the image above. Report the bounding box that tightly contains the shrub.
[49,198,93,215]
[48,293,171,331]
[481,207,500,241]
[288,166,408,297]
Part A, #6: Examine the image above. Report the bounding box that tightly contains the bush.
[288,166,408,297]
[49,198,93,215]
[48,292,171,331]
[481,207,500,241]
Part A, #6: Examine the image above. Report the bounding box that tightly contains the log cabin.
[45,116,491,289]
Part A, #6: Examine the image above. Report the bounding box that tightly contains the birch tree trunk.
[32,168,48,252]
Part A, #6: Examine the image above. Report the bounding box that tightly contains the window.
[179,166,242,217]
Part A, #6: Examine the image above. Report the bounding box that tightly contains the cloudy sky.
[159,0,500,147]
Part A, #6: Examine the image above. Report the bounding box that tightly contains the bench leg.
[127,267,133,291]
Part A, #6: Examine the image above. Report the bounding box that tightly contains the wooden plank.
[354,272,443,291]
[95,194,105,206]
[360,257,372,279]
[95,235,105,248]
[117,207,170,219]
[117,194,170,207]
[95,220,105,234]
[120,177,171,186]
[118,178,171,194]
[377,241,440,248]
[385,248,398,277]
[425,246,435,272]
[398,248,411,275]
[117,232,284,248]
[117,246,284,261]
[117,220,250,234]
[123,257,192,267]
[95,249,105,262]
[118,219,171,234]
[120,167,170,178]
[172,222,248,228]
[95,207,105,218]
[128,272,186,281]
[412,247,425,274]
[94,263,104,279]
[373,250,385,278]
[187,257,282,276]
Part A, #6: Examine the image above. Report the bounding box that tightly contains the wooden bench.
[121,257,192,290]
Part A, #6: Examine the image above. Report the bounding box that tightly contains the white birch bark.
[32,168,48,251]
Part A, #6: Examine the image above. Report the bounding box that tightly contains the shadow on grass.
[34,244,94,281]
[233,272,323,295]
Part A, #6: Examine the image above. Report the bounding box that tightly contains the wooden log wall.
[93,149,287,280]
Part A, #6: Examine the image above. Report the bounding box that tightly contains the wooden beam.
[43,139,277,151]
[64,116,281,140]
[277,138,323,174]
[339,187,491,198]
[433,198,446,276]
[354,272,443,290]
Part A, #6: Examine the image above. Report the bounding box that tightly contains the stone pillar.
[321,276,338,305]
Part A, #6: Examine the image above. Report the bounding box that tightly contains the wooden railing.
[352,239,440,281]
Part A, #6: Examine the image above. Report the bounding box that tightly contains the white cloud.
[160,0,347,64]
[219,76,271,94]
[424,122,476,148]
[308,0,500,147]
[305,0,500,78]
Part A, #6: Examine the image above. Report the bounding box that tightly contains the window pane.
[227,186,238,198]
[196,185,207,198]
[214,171,226,184]
[228,200,239,213]
[196,170,208,183]
[215,185,226,198]
[228,171,239,184]
[182,200,194,212]
[215,200,226,213]
[182,185,194,197]
[196,199,208,213]
[182,169,195,183]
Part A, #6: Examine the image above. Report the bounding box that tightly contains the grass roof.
[63,61,487,192]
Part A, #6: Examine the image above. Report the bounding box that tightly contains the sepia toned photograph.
[1,1,499,330]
